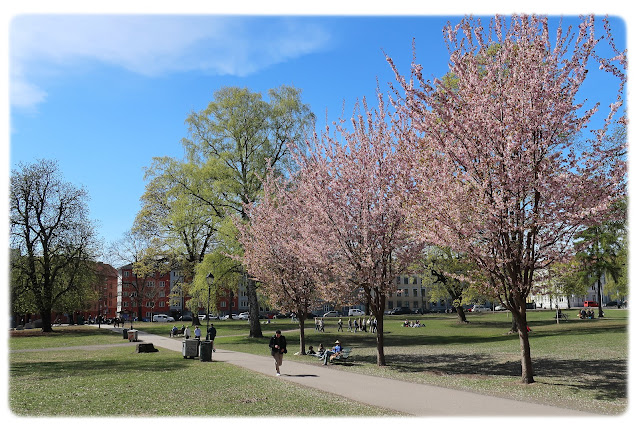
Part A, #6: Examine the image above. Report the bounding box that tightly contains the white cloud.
[10,15,331,110]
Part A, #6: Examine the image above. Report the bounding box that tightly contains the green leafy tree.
[419,247,477,323]
[573,200,627,317]
[147,85,315,338]
[10,159,99,332]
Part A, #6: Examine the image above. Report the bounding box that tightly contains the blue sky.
[5,8,629,257]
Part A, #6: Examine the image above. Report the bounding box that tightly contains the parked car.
[178,315,193,321]
[389,307,413,315]
[471,305,490,312]
[237,312,249,320]
[220,313,240,320]
[323,311,341,317]
[494,304,506,311]
[605,301,618,307]
[348,308,365,316]
[584,301,599,307]
[152,314,174,322]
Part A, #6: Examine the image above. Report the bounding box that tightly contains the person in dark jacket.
[269,330,287,376]
[208,324,217,352]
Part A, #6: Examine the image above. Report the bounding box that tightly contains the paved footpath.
[97,325,585,417]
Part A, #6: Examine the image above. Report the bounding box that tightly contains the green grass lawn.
[212,309,628,415]
[9,309,627,416]
[9,344,399,417]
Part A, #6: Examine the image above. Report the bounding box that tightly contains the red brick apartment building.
[117,264,173,321]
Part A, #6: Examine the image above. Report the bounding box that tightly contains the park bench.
[315,347,352,364]
[170,329,185,337]
[330,347,352,362]
[554,313,568,321]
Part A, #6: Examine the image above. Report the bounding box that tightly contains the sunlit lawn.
[10,309,627,415]
[9,343,399,417]
[212,309,628,415]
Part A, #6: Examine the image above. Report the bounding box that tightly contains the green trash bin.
[200,340,213,362]
[122,328,129,339]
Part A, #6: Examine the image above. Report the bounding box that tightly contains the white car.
[471,305,490,312]
[323,311,341,317]
[494,304,507,311]
[152,314,174,322]
[237,312,249,320]
[348,309,365,316]
[220,313,240,320]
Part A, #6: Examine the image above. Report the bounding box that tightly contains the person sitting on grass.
[307,345,316,355]
[317,343,325,357]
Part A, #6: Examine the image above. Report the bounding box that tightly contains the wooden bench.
[554,313,568,321]
[170,329,185,337]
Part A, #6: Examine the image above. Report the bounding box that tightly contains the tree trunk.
[455,306,468,323]
[597,276,605,318]
[247,278,263,338]
[513,311,535,384]
[298,316,306,355]
[509,315,518,333]
[375,312,386,366]
[40,308,53,332]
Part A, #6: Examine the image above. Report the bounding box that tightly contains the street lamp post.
[206,273,214,340]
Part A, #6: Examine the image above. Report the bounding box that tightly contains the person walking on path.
[194,326,201,340]
[337,317,343,332]
[347,317,352,332]
[184,326,191,339]
[269,329,287,376]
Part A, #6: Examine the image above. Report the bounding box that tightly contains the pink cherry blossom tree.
[238,170,322,355]
[388,15,626,383]
[294,93,424,366]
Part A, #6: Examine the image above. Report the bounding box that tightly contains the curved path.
[80,325,589,417]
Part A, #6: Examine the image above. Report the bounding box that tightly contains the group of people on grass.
[578,309,597,319]
[403,319,424,328]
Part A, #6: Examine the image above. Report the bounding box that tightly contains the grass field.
[9,338,399,417]
[9,308,628,416]
[205,309,628,415]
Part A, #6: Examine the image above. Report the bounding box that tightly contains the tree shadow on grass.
[10,356,189,379]
[352,352,627,401]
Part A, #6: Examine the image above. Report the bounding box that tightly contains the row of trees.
[238,15,627,384]
[10,15,626,386]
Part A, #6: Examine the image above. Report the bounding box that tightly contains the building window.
[421,288,426,297]
[146,281,155,287]
[159,281,165,287]
[145,301,155,308]
[403,289,408,297]
[388,301,394,309]
[403,277,409,285]
[220,301,227,308]
[124,271,130,277]
[123,302,128,307]
[413,301,418,308]
[158,291,165,298]
[159,301,165,307]
[413,288,418,297]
